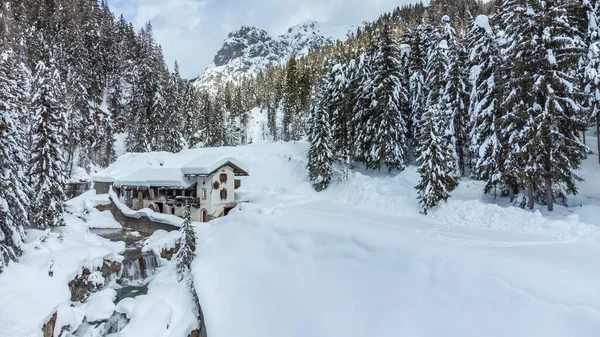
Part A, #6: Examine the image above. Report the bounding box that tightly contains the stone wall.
[94,181,112,194]
[96,202,179,234]
[93,182,179,234]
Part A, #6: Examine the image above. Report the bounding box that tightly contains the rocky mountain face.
[194,21,352,92]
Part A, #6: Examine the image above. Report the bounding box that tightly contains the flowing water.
[73,228,163,336]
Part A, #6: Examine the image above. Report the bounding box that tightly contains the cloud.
[106,0,412,79]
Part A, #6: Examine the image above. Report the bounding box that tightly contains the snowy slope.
[0,199,124,337]
[194,21,353,93]
[175,139,600,337]
[3,135,600,337]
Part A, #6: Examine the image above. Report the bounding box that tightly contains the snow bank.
[120,263,198,337]
[65,190,121,229]
[53,304,85,337]
[84,288,117,322]
[0,215,124,337]
[69,166,92,183]
[118,295,173,337]
[431,199,600,242]
[116,298,135,318]
[142,230,181,257]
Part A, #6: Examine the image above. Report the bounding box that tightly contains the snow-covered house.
[93,154,249,222]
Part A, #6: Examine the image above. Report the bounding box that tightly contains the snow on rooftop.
[181,156,249,176]
[93,150,249,186]
[117,168,196,188]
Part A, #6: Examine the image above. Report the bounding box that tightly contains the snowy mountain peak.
[278,20,352,59]
[194,20,353,92]
[213,26,278,67]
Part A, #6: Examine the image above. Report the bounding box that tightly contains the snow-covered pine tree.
[499,0,588,211]
[443,18,470,176]
[415,106,459,214]
[182,82,201,148]
[350,53,374,164]
[405,23,434,141]
[205,90,226,147]
[29,60,67,228]
[283,56,302,141]
[0,31,29,272]
[467,15,505,194]
[424,30,448,109]
[176,199,196,281]
[584,0,600,164]
[125,22,160,152]
[321,63,350,171]
[307,88,335,192]
[362,23,410,171]
[162,62,185,152]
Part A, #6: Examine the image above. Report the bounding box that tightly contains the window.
[220,188,227,201]
[219,173,228,183]
[202,189,207,200]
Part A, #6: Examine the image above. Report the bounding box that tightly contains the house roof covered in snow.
[181,157,249,176]
[116,168,196,188]
[93,151,249,186]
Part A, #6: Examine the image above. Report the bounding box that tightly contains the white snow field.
[187,137,600,337]
[2,136,600,337]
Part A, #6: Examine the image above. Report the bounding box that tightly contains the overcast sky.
[106,0,413,79]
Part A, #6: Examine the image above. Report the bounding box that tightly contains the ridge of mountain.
[193,20,354,92]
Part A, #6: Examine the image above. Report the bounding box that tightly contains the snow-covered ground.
[2,135,600,337]
[0,207,124,337]
[186,137,600,337]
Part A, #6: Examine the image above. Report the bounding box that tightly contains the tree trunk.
[597,118,600,165]
[494,184,497,199]
[582,130,586,146]
[509,185,515,203]
[545,176,553,211]
[527,185,534,210]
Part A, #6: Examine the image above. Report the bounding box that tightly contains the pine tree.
[182,82,201,148]
[415,106,458,214]
[424,32,449,113]
[405,23,434,141]
[444,29,469,176]
[499,0,588,211]
[467,14,505,194]
[125,22,160,152]
[176,200,196,281]
[0,42,29,272]
[29,60,67,228]
[162,62,185,152]
[350,53,374,163]
[283,56,302,141]
[320,63,349,169]
[307,89,334,192]
[360,23,410,171]
[585,0,600,164]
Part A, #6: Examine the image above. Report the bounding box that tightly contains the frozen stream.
[72,229,163,336]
